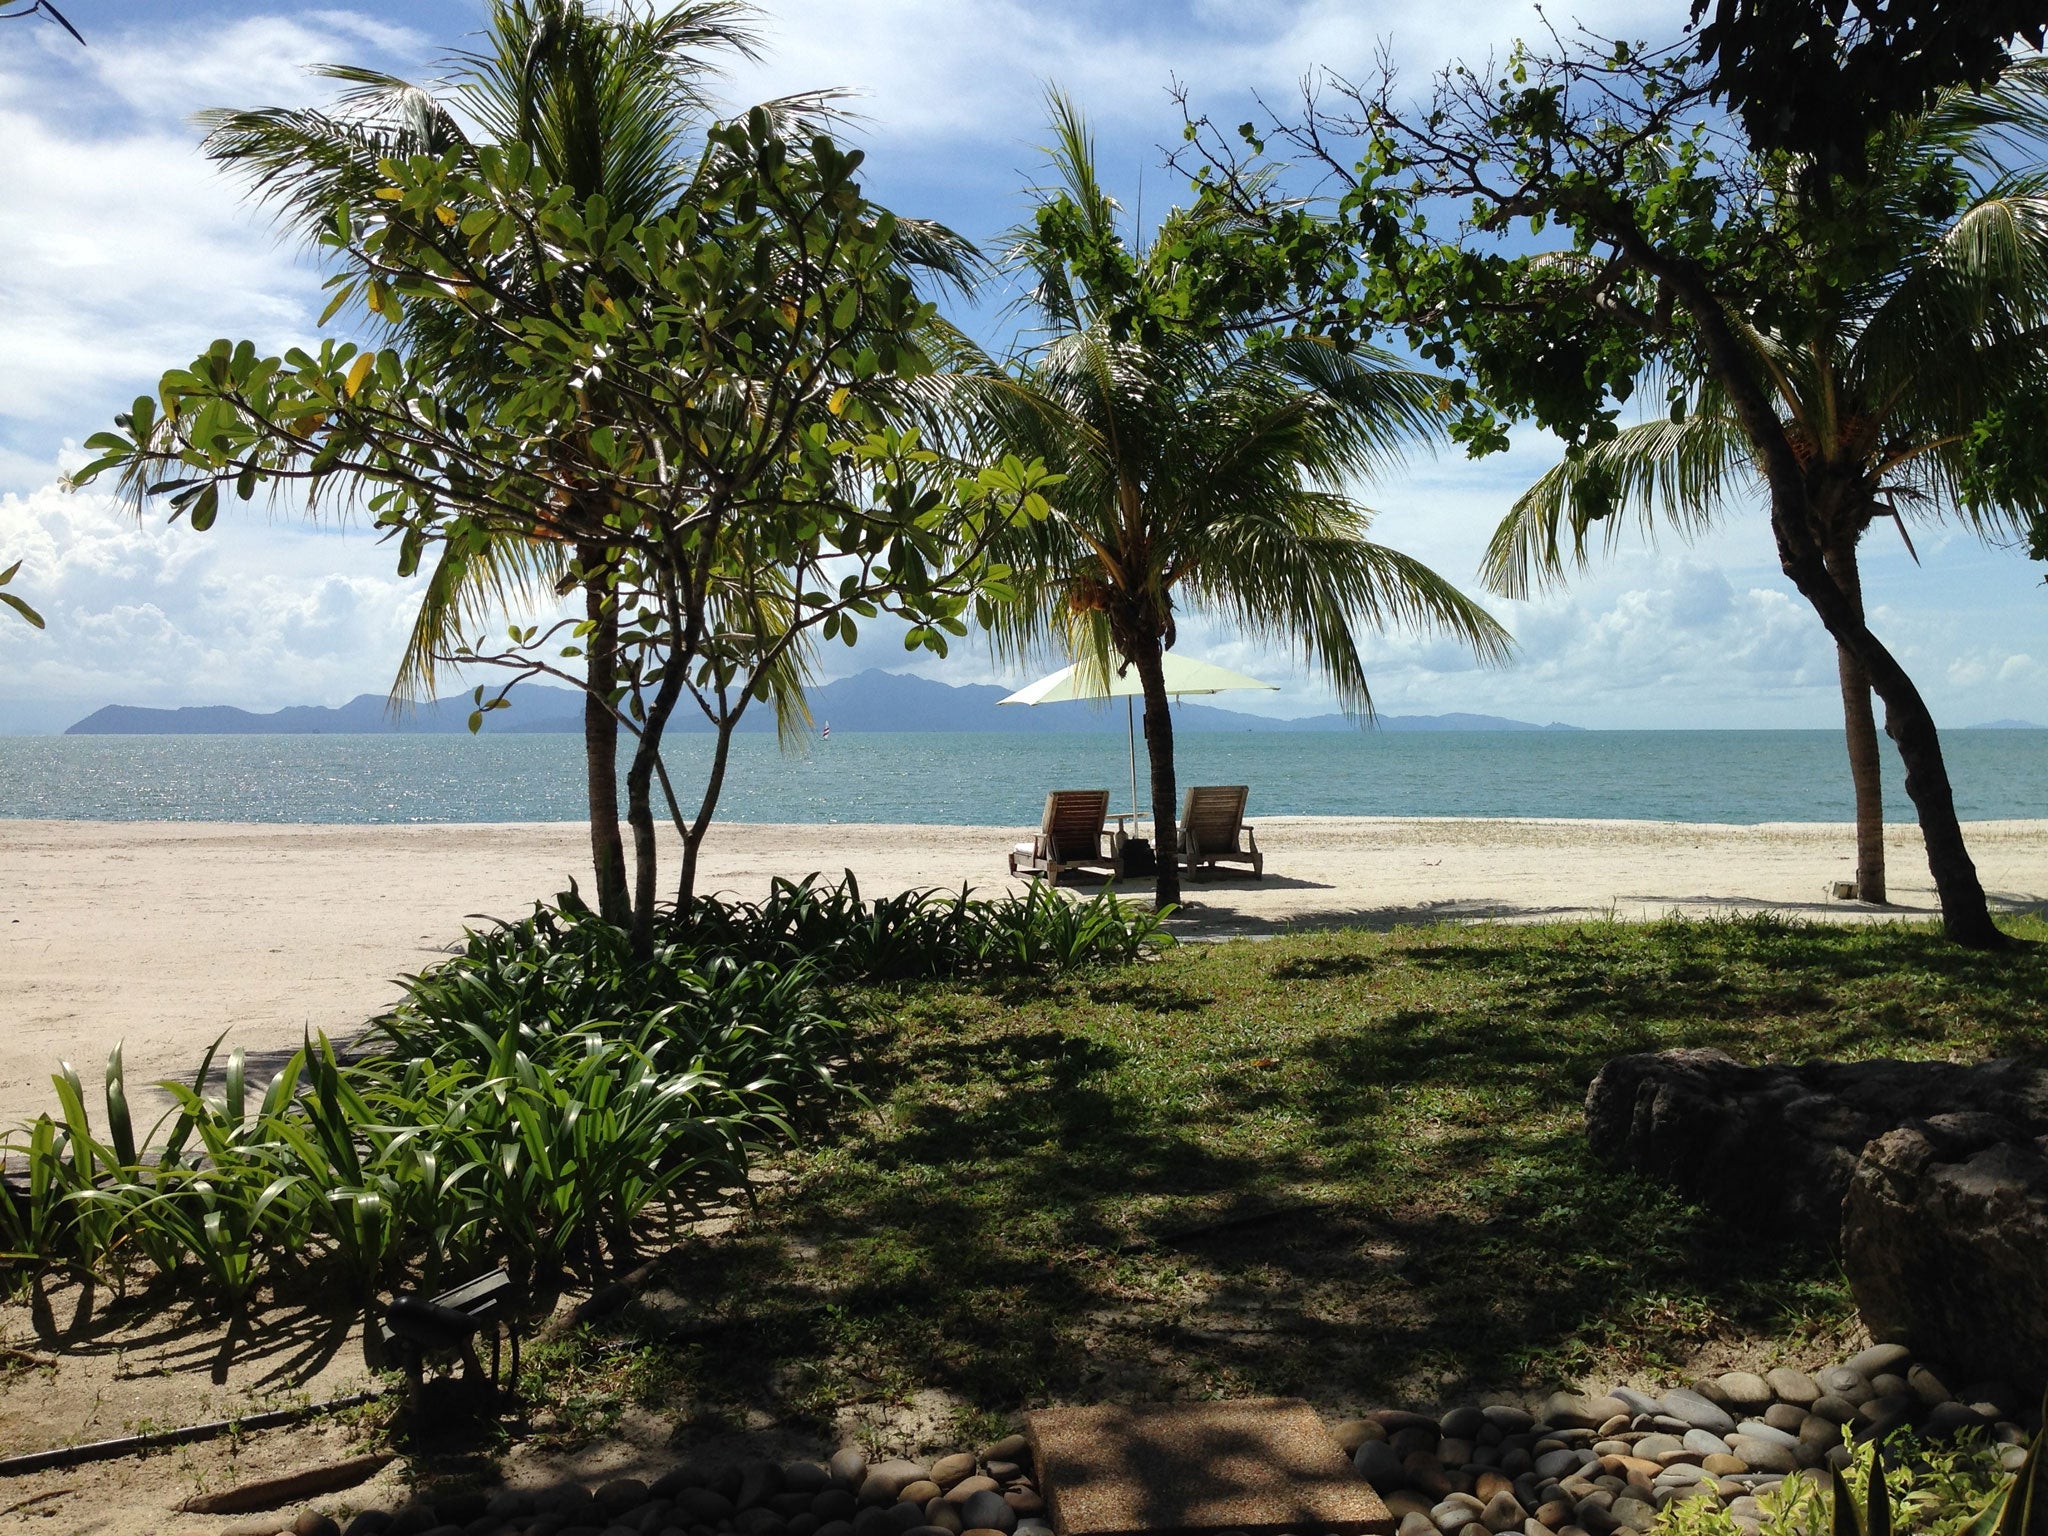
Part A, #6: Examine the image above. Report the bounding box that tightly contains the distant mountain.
[65,670,1581,736]
[67,689,588,736]
[669,671,1579,734]
[1968,718,2045,730]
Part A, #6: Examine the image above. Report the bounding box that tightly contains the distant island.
[65,668,1583,736]
[1969,718,2046,729]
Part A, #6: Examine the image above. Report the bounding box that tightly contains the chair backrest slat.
[1181,785,1248,854]
[1043,789,1110,859]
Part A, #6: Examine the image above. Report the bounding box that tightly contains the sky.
[0,0,2042,733]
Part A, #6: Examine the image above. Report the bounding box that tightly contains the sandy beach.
[2,814,2044,1129]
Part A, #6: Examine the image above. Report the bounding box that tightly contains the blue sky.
[0,0,2042,733]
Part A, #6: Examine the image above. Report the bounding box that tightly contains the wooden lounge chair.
[1178,785,1263,878]
[1010,789,1123,885]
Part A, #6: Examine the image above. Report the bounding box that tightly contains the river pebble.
[1339,1339,2038,1536]
[318,1338,2032,1536]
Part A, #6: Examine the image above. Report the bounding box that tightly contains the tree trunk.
[1639,253,2001,947]
[625,660,688,960]
[1773,521,2001,946]
[677,709,738,907]
[1129,640,1183,908]
[1823,540,1886,904]
[579,547,631,927]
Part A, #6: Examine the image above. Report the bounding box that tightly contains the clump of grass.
[1,1028,771,1303]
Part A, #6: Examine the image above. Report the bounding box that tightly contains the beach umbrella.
[998,655,1278,829]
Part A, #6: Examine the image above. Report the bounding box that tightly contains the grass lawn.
[530,912,2048,1448]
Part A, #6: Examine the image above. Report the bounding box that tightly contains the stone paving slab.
[1026,1397,1393,1536]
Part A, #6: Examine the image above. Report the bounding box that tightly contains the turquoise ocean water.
[0,728,2042,824]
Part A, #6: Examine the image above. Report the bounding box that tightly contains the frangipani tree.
[79,113,1053,953]
[194,0,958,927]
[982,97,1512,907]
[1489,83,2048,902]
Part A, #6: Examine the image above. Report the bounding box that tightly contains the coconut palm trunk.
[1823,538,1887,904]
[1784,533,1994,942]
[1128,635,1183,907]
[578,544,632,925]
[1653,254,2005,944]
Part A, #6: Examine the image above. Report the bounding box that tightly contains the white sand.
[2,815,2044,1129]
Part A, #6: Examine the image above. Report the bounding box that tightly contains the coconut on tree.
[978,96,1513,907]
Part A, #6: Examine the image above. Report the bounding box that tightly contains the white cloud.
[0,12,430,487]
[0,482,429,729]
[79,11,427,123]
[725,0,1685,146]
[1948,647,2043,693]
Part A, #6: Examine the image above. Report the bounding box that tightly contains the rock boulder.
[1583,1048,2048,1241]
[1841,1114,2048,1387]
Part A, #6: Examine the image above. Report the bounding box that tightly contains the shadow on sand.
[23,1273,366,1391]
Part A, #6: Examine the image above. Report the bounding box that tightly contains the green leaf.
[103,1045,137,1171]
[1994,1395,2046,1536]
[1866,1441,1891,1536]
[1832,1466,1864,1536]
[0,592,45,629]
[316,282,355,328]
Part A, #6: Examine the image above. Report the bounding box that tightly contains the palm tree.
[983,96,1513,907]
[1487,77,2048,903]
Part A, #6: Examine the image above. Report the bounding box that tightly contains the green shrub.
[666,871,1175,980]
[0,874,1168,1308]
[1655,1421,2045,1536]
[0,1116,78,1267]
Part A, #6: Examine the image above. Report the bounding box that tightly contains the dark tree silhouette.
[1693,0,2047,174]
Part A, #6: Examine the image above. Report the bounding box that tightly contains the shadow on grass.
[590,916,2044,1433]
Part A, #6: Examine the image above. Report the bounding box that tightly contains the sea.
[0,728,2042,825]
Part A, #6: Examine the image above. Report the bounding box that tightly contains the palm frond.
[998,87,1127,333]
[1486,412,1753,598]
[1180,498,1512,717]
[976,103,1505,717]
[393,536,572,706]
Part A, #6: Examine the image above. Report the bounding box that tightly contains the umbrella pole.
[1127,696,1141,834]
